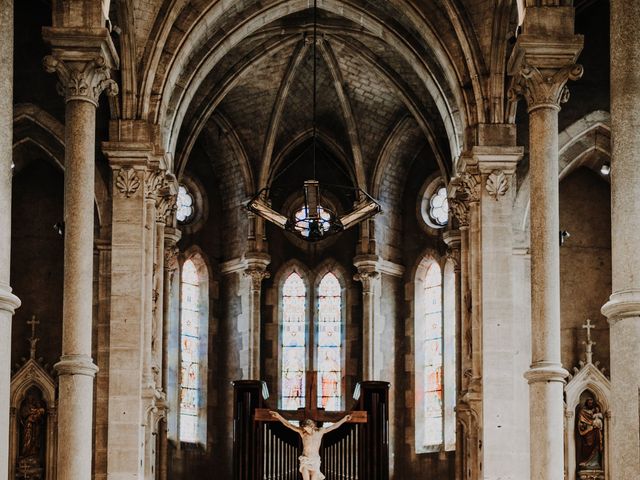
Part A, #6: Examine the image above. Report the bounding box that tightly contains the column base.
[601,289,640,324]
[524,363,568,384]
[54,354,99,377]
[0,283,21,314]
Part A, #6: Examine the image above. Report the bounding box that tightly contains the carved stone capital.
[509,62,583,112]
[244,268,271,291]
[156,193,177,224]
[448,198,469,228]
[164,245,179,273]
[43,55,118,106]
[353,270,379,292]
[460,173,481,203]
[145,170,165,200]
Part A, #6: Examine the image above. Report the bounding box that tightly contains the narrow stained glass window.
[180,259,201,443]
[316,273,342,411]
[281,272,307,410]
[423,262,443,448]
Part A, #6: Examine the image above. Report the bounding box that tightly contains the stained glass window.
[423,262,443,448]
[281,272,307,410]
[177,185,195,223]
[429,186,449,227]
[316,273,342,411]
[180,258,201,443]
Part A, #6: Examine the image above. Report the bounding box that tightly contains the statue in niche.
[576,396,604,472]
[16,388,46,478]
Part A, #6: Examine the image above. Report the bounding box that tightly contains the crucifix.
[254,371,367,480]
[27,315,40,361]
[582,319,596,364]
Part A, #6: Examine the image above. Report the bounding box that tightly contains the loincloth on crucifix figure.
[270,411,352,480]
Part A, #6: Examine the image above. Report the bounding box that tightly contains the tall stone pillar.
[508,10,582,480]
[243,254,271,379]
[42,27,118,480]
[353,257,380,381]
[601,1,640,477]
[476,142,525,479]
[0,2,22,478]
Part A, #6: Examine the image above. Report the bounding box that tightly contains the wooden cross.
[254,371,367,424]
[27,315,40,360]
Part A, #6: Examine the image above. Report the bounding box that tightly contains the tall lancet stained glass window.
[281,272,307,410]
[180,259,201,443]
[423,262,444,449]
[316,273,342,411]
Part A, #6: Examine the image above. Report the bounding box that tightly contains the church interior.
[1,0,637,479]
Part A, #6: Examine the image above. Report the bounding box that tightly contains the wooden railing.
[232,380,390,480]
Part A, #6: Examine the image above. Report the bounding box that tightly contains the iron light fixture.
[246,0,381,242]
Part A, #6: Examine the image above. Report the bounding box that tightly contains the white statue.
[269,410,352,480]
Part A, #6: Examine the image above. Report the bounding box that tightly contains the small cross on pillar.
[27,315,40,360]
[582,319,596,364]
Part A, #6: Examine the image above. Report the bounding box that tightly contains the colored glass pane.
[423,263,443,448]
[317,273,342,410]
[180,259,201,443]
[281,272,307,409]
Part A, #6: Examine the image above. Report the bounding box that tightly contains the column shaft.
[56,98,99,480]
[526,105,566,480]
[602,1,640,477]
[0,1,21,478]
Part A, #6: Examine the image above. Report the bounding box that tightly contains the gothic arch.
[514,110,611,237]
[12,104,110,228]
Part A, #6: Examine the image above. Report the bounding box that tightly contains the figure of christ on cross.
[254,371,367,480]
[269,410,352,480]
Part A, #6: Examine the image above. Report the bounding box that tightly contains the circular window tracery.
[177,184,195,224]
[428,186,449,227]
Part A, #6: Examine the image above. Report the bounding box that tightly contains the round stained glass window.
[176,185,195,223]
[429,187,449,227]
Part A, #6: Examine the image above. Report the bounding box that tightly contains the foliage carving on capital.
[485,170,510,200]
[145,170,165,199]
[448,198,469,228]
[446,247,461,273]
[508,62,583,110]
[43,55,118,106]
[156,194,177,223]
[353,270,379,292]
[460,173,480,203]
[115,168,141,198]
[244,268,271,291]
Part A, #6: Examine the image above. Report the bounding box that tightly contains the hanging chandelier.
[247,0,381,242]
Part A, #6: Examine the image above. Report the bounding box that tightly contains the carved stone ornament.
[116,168,141,198]
[485,171,509,200]
[508,62,584,111]
[42,55,119,106]
[164,246,179,272]
[448,198,469,227]
[156,194,177,223]
[145,171,165,199]
[460,173,480,203]
[244,268,271,291]
[353,270,379,292]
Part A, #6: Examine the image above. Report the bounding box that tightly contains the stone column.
[475,143,524,480]
[42,27,118,480]
[601,1,640,477]
[0,2,22,478]
[243,254,271,379]
[353,257,380,381]
[508,13,582,480]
